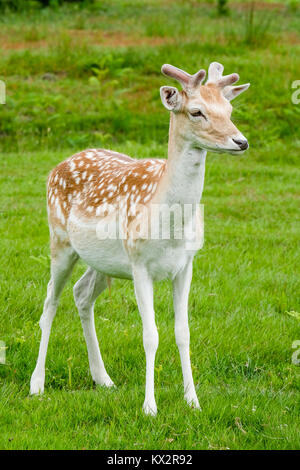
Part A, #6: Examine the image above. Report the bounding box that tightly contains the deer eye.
[189,109,207,120]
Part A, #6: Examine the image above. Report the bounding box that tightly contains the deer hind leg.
[30,239,78,395]
[73,267,114,387]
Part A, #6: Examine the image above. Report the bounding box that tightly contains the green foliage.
[217,0,229,16]
[243,1,273,45]
[0,0,299,450]
[0,0,93,11]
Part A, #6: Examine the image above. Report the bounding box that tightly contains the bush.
[0,0,93,11]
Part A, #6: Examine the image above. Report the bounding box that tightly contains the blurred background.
[0,0,299,155]
[0,0,299,450]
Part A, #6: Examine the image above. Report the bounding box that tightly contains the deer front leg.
[173,259,200,410]
[30,244,78,395]
[132,264,158,416]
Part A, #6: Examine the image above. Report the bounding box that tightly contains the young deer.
[30,62,250,415]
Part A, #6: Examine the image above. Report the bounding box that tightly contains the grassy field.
[0,0,299,450]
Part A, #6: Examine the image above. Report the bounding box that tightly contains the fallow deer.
[30,62,250,415]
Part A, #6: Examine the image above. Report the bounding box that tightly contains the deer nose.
[232,138,248,150]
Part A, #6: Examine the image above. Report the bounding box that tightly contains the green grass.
[0,0,300,450]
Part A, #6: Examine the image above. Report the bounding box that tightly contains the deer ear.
[160,86,182,111]
[222,83,250,101]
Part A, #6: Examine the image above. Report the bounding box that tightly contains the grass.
[0,0,299,450]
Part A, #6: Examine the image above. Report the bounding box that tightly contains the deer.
[30,61,250,416]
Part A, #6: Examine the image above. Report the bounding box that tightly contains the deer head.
[160,62,250,154]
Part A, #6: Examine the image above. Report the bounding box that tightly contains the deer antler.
[161,64,206,91]
[206,61,239,88]
[161,62,248,102]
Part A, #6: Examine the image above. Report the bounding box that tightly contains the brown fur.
[47,149,166,229]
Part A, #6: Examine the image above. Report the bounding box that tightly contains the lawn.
[0,0,299,450]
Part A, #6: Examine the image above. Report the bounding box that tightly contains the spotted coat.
[47,148,166,232]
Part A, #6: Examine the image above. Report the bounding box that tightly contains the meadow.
[0,0,299,450]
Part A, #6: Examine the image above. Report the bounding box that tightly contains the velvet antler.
[161,64,206,91]
[206,61,240,87]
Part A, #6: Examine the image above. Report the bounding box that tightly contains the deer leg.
[74,267,114,387]
[132,264,158,416]
[30,242,78,395]
[173,259,200,409]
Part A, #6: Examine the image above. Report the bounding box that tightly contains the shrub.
[0,0,94,11]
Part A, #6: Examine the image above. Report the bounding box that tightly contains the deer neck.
[158,113,207,206]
